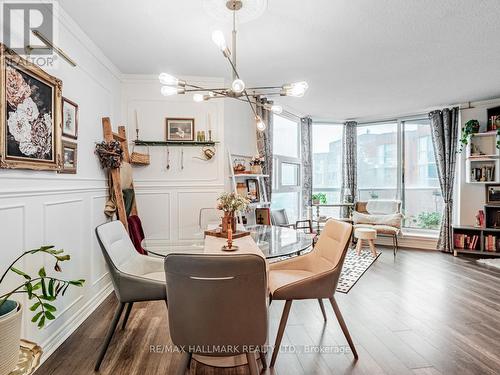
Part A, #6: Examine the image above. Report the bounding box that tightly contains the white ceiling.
[59,0,500,121]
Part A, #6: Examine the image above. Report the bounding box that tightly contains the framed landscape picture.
[166,118,195,141]
[62,97,78,139]
[0,44,62,170]
[60,140,77,174]
[246,178,260,203]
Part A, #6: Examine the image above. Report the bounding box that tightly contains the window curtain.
[301,116,313,215]
[256,98,273,201]
[429,107,459,253]
[341,121,357,217]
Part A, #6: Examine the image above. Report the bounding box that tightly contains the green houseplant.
[458,119,480,152]
[0,246,84,375]
[312,193,327,205]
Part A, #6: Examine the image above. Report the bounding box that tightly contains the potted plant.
[249,155,265,174]
[458,119,481,152]
[312,193,327,205]
[217,192,250,234]
[0,246,84,375]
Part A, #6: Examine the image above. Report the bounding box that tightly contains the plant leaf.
[38,267,46,278]
[10,267,31,280]
[30,302,41,311]
[32,282,42,291]
[56,255,71,262]
[43,303,56,312]
[62,284,70,296]
[41,278,47,297]
[25,282,33,299]
[45,311,56,320]
[38,315,46,328]
[48,279,54,296]
[31,311,43,323]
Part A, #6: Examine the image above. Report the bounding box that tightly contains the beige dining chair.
[268,219,357,367]
[164,253,268,375]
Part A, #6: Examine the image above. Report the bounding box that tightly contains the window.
[355,119,443,232]
[272,115,301,222]
[403,119,443,230]
[312,124,343,216]
[357,123,398,200]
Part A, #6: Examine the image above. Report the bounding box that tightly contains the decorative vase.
[0,301,22,375]
[221,212,237,234]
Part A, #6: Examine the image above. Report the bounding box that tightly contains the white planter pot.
[0,302,22,375]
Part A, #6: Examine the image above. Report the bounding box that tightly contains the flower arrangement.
[0,246,85,328]
[249,155,265,166]
[6,66,52,159]
[95,140,123,169]
[217,192,250,213]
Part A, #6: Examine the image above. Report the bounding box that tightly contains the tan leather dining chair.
[164,253,268,375]
[268,219,357,367]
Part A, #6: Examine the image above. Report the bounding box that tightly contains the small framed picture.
[246,178,260,203]
[62,97,78,139]
[486,184,500,205]
[166,118,195,141]
[60,140,77,174]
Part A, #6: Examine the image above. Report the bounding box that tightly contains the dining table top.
[141,224,314,259]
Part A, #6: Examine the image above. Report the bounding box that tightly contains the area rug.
[476,258,500,270]
[336,248,381,293]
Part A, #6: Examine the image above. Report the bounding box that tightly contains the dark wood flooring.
[35,249,500,375]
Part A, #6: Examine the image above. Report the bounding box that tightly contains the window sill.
[402,228,439,239]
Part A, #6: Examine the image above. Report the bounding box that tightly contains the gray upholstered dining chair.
[268,219,357,367]
[164,253,268,375]
[94,220,168,371]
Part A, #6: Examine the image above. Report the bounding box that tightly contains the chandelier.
[158,0,308,131]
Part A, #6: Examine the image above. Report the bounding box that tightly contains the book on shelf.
[453,233,479,250]
[485,234,498,252]
[470,165,495,182]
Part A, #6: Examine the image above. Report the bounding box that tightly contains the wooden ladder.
[102,117,138,232]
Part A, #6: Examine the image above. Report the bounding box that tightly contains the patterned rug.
[336,248,381,293]
[477,258,500,270]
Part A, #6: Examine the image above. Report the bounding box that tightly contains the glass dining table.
[142,224,313,259]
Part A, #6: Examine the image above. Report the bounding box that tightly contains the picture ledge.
[134,140,219,146]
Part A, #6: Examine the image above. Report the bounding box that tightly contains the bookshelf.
[227,149,270,226]
[465,132,499,183]
[452,225,500,257]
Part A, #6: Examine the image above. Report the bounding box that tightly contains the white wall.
[0,6,121,360]
[458,98,500,225]
[121,76,226,241]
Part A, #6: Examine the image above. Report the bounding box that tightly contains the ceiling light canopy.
[159,0,308,131]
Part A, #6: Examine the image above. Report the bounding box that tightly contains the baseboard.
[376,235,438,250]
[37,282,114,366]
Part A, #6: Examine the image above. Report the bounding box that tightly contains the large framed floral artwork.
[0,44,62,170]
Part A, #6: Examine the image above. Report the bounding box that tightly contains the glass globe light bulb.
[231,79,245,93]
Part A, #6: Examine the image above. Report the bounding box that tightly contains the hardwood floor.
[35,249,500,375]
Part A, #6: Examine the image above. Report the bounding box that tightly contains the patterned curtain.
[301,117,313,215]
[256,98,273,201]
[341,121,357,217]
[429,107,459,253]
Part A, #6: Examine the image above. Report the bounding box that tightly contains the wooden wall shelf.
[134,140,218,147]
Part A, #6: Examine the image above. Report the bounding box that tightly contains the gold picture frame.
[60,140,77,174]
[0,43,63,171]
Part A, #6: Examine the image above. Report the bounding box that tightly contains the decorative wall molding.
[0,186,107,198]
[39,284,113,362]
